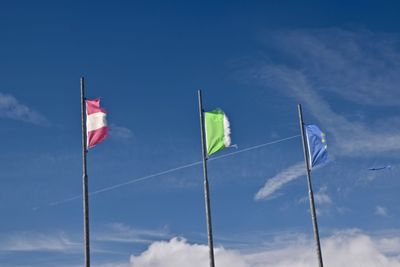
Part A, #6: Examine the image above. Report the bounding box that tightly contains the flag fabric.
[86,98,108,148]
[306,124,327,168]
[204,109,231,156]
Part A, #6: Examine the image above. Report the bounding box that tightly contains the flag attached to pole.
[86,98,108,148]
[306,124,327,168]
[204,109,231,156]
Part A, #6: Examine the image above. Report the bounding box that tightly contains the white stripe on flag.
[305,127,312,169]
[223,114,231,148]
[87,112,107,132]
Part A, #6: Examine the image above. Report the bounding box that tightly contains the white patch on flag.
[305,127,312,169]
[87,112,107,132]
[223,114,231,148]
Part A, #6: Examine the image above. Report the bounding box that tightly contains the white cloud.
[0,232,80,252]
[122,230,400,267]
[254,29,400,201]
[336,206,352,215]
[313,186,333,216]
[0,92,49,126]
[109,124,134,139]
[130,237,248,267]
[257,54,400,156]
[297,187,334,216]
[56,262,132,267]
[93,263,132,267]
[314,186,332,205]
[4,230,400,267]
[267,29,400,107]
[375,206,389,217]
[378,235,400,255]
[94,223,170,244]
[254,162,304,201]
[250,29,400,157]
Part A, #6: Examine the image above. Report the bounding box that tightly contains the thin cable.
[48,161,201,206]
[46,134,300,207]
[209,135,300,162]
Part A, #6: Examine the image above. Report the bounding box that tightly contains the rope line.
[46,134,300,207]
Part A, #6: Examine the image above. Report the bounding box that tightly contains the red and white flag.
[86,98,108,148]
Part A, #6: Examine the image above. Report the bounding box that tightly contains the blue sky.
[1,1,400,266]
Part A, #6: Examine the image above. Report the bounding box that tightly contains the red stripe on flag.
[87,126,108,148]
[86,98,106,115]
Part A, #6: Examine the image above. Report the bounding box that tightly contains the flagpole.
[81,77,91,267]
[198,90,216,267]
[298,104,324,267]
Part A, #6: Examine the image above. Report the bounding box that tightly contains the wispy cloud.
[257,64,400,156]
[0,232,80,252]
[255,29,400,156]
[313,186,334,216]
[109,124,134,140]
[253,29,400,202]
[314,186,332,205]
[375,205,389,217]
[267,29,400,107]
[0,92,49,126]
[94,223,170,244]
[254,162,304,201]
[297,186,335,216]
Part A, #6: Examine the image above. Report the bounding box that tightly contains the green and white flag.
[204,109,231,156]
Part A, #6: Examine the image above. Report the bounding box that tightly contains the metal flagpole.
[197,90,216,267]
[81,77,91,267]
[298,104,324,267]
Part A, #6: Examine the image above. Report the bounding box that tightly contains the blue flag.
[306,125,328,168]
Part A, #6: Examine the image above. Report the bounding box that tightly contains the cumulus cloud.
[130,237,248,267]
[254,162,304,201]
[0,92,49,126]
[93,263,132,267]
[125,230,400,267]
[4,230,400,267]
